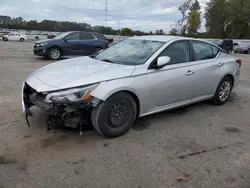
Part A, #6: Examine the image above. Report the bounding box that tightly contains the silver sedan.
[22,36,241,138]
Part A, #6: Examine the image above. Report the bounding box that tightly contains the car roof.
[130,35,189,42]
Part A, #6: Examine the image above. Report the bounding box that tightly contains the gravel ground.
[0,41,250,188]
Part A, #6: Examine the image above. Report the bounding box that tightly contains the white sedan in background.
[2,33,27,42]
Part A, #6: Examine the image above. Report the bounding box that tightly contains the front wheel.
[91,92,137,138]
[20,38,24,42]
[48,47,61,60]
[3,37,8,41]
[212,76,233,105]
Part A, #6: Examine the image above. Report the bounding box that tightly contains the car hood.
[35,39,57,44]
[25,56,136,92]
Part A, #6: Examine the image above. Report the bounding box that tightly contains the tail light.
[105,40,109,45]
[236,59,242,67]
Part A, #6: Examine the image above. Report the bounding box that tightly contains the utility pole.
[105,0,108,28]
[118,20,120,35]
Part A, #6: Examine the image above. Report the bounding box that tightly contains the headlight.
[45,84,99,103]
[38,43,47,47]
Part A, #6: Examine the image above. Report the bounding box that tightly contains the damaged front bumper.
[22,82,99,133]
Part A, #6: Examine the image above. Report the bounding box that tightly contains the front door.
[63,32,80,55]
[147,40,195,106]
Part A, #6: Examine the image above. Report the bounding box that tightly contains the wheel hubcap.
[51,50,60,59]
[108,102,129,128]
[219,81,231,102]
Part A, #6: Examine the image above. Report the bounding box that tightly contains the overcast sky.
[1,0,208,32]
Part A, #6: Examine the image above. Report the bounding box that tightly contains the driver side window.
[159,41,190,65]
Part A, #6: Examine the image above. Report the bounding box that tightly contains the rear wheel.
[91,92,137,138]
[20,38,24,42]
[3,37,8,41]
[94,47,103,55]
[48,47,61,60]
[212,76,233,105]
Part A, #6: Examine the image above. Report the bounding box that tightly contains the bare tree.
[178,0,192,35]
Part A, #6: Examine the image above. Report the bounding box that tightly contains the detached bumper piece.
[23,83,93,135]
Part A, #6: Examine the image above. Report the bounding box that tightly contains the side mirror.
[157,56,171,68]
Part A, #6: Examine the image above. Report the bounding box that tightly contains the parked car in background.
[2,32,27,42]
[0,31,10,39]
[47,33,56,39]
[33,31,109,60]
[23,36,241,138]
[234,42,250,54]
[212,39,233,54]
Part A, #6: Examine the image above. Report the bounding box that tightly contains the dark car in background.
[212,39,233,54]
[33,31,109,60]
[234,42,250,54]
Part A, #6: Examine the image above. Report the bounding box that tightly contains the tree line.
[170,0,250,39]
[1,0,249,39]
[0,17,161,36]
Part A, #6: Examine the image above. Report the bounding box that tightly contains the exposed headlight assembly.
[45,84,99,103]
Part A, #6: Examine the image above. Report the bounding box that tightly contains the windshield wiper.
[100,58,116,64]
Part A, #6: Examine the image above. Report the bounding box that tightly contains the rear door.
[189,40,224,100]
[14,34,21,41]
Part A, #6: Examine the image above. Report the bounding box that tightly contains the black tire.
[20,38,24,42]
[3,37,8,41]
[212,76,233,105]
[48,47,61,60]
[91,92,137,138]
[94,47,103,55]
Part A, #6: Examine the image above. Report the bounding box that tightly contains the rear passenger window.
[80,33,95,40]
[159,41,190,65]
[94,33,105,39]
[191,41,214,60]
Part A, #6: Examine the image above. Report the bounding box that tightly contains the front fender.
[91,80,137,101]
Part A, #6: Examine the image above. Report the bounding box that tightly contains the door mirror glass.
[157,56,171,68]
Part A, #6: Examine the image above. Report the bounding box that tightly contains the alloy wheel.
[219,81,231,102]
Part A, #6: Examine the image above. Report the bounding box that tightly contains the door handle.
[185,70,194,76]
[218,62,224,66]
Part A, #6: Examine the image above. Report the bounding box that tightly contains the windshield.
[95,39,165,65]
[53,32,71,39]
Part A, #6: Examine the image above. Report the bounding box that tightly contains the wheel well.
[225,74,234,86]
[115,90,140,118]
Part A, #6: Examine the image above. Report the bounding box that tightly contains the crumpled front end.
[22,82,99,133]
